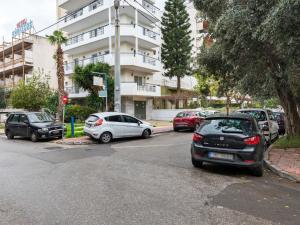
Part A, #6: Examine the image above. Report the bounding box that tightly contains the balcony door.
[134,76,145,91]
[134,101,146,120]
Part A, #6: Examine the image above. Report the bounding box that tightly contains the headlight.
[41,128,49,132]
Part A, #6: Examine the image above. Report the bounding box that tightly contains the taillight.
[95,118,103,126]
[244,135,260,145]
[193,133,203,142]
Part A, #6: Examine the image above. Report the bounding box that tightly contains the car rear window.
[200,118,255,135]
[105,115,123,122]
[239,110,267,122]
[86,115,99,122]
[176,112,192,118]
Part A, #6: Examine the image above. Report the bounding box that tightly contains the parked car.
[237,108,279,145]
[273,111,285,135]
[173,111,205,131]
[5,112,65,142]
[191,113,266,176]
[84,112,154,143]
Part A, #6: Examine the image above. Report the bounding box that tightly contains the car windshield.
[239,110,267,122]
[28,113,54,123]
[200,118,254,135]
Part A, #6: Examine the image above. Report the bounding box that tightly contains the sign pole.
[62,105,65,142]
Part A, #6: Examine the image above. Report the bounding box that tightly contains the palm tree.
[46,30,68,122]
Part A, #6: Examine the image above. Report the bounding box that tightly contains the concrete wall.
[151,109,197,121]
[31,36,57,90]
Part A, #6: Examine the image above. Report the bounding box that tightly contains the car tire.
[192,157,203,168]
[31,132,38,142]
[252,162,264,177]
[142,129,151,139]
[99,132,112,144]
[6,131,14,140]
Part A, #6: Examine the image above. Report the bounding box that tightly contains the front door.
[19,114,29,137]
[134,101,146,120]
[122,115,143,136]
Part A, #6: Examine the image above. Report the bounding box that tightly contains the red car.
[173,111,205,131]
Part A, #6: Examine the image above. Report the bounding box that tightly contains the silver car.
[84,112,154,143]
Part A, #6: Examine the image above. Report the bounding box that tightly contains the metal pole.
[62,105,65,142]
[114,0,121,112]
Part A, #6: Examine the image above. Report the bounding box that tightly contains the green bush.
[65,105,96,122]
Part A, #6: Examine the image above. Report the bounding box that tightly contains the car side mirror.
[137,121,142,126]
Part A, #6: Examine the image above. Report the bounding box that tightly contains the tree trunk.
[275,83,300,136]
[56,45,65,122]
[226,94,230,116]
[176,76,181,109]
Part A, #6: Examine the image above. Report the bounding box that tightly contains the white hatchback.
[84,112,154,143]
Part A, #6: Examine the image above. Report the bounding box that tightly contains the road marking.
[112,143,189,149]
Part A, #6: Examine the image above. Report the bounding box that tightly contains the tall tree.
[46,30,68,122]
[194,0,300,136]
[161,0,193,108]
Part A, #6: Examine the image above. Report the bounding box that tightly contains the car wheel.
[100,132,112,144]
[192,157,203,168]
[31,132,38,142]
[252,162,264,177]
[142,129,151,139]
[6,131,14,140]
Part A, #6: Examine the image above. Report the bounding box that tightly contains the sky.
[0,0,166,41]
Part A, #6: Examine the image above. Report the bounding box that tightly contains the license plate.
[208,152,234,160]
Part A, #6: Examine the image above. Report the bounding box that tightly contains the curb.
[264,146,300,183]
[55,127,174,145]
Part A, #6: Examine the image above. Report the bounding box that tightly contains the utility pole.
[114,0,121,112]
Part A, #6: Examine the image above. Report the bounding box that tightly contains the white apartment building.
[57,0,200,119]
[0,35,57,90]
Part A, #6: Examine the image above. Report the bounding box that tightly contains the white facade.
[57,0,199,119]
[0,35,57,90]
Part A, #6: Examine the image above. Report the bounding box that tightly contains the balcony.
[0,53,33,74]
[63,24,160,55]
[60,0,109,33]
[65,54,110,75]
[63,24,111,55]
[65,53,160,74]
[65,86,89,98]
[121,82,161,97]
[58,0,96,12]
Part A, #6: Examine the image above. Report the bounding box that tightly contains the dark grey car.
[191,113,266,176]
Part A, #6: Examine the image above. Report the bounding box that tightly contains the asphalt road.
[0,132,299,225]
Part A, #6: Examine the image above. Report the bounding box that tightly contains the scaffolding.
[0,29,35,90]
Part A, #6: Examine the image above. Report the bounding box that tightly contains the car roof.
[237,108,268,112]
[91,112,131,118]
[206,112,254,120]
[8,111,41,115]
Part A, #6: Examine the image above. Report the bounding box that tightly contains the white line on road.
[111,143,189,149]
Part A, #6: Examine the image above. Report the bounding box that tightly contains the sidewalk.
[265,147,300,182]
[56,126,173,145]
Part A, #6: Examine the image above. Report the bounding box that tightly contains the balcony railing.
[137,83,157,92]
[64,0,104,23]
[142,0,159,15]
[66,24,108,46]
[138,25,159,40]
[121,82,161,96]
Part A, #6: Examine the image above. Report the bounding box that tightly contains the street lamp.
[91,72,108,112]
